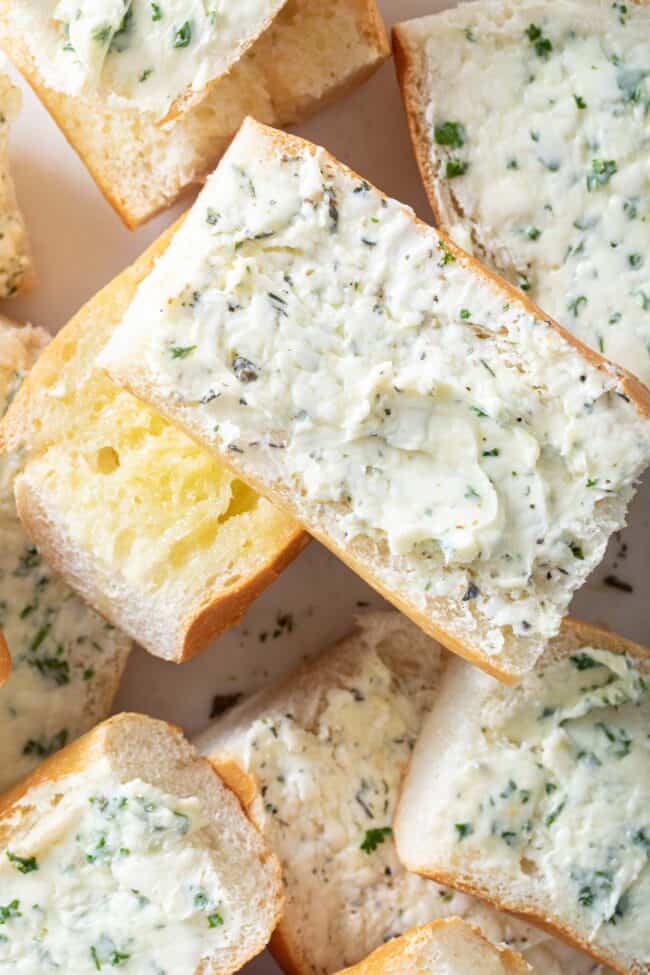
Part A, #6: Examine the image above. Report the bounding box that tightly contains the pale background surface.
[2,2,648,972]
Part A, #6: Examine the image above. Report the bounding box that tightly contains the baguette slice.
[395,618,650,975]
[0,712,283,975]
[0,630,9,687]
[393,1,650,386]
[0,317,131,792]
[0,0,389,227]
[198,611,605,975]
[0,227,307,664]
[0,72,33,297]
[336,919,531,975]
[101,117,650,681]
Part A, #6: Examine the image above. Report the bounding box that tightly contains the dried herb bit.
[6,851,38,874]
[603,574,634,593]
[151,1,162,20]
[206,207,219,225]
[446,159,469,179]
[544,799,566,827]
[208,912,224,928]
[569,541,585,559]
[570,653,599,671]
[455,822,474,840]
[210,694,242,719]
[462,583,480,601]
[360,827,392,853]
[587,159,618,191]
[14,546,41,577]
[0,900,20,923]
[173,20,192,48]
[232,355,259,383]
[22,729,68,757]
[525,23,553,58]
[169,345,197,359]
[434,121,466,149]
[574,94,587,109]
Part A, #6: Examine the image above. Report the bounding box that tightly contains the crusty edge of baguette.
[0,712,285,975]
[0,221,309,664]
[102,118,650,681]
[395,616,650,975]
[0,2,389,228]
[335,918,531,975]
[0,631,9,687]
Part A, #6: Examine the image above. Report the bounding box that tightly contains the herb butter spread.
[203,616,607,975]
[14,0,287,120]
[102,120,650,666]
[399,642,650,968]
[0,761,238,973]
[0,323,129,792]
[406,0,650,385]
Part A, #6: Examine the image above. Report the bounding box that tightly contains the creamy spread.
[410,0,650,385]
[0,326,129,791]
[0,77,31,299]
[206,625,606,975]
[14,0,286,120]
[424,647,650,965]
[0,763,237,973]
[102,120,650,661]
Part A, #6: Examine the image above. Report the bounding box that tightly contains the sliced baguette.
[0,227,307,664]
[393,2,650,386]
[0,317,131,792]
[0,72,33,297]
[0,712,283,975]
[336,919,531,975]
[0,0,389,227]
[101,117,650,681]
[395,618,650,975]
[0,630,9,686]
[198,611,606,975]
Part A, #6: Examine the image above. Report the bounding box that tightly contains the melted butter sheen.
[421,0,650,385]
[0,770,231,973]
[445,648,650,961]
[104,122,650,649]
[15,0,282,119]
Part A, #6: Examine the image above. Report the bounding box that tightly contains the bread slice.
[0,72,33,297]
[336,919,531,975]
[0,317,131,793]
[100,117,650,681]
[0,712,283,975]
[0,0,389,227]
[0,630,9,686]
[0,228,307,664]
[198,611,604,975]
[393,2,650,387]
[395,618,650,975]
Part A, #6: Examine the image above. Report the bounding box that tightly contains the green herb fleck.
[6,851,37,874]
[434,121,466,149]
[360,827,392,854]
[173,20,192,47]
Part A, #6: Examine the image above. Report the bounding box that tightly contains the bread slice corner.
[395,617,650,975]
[335,918,531,975]
[0,225,307,664]
[0,712,284,975]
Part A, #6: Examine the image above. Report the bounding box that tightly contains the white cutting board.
[3,3,648,973]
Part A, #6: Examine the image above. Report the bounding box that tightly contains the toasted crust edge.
[0,220,308,664]
[0,2,389,229]
[335,918,531,975]
[0,631,9,687]
[395,616,650,975]
[103,118,650,681]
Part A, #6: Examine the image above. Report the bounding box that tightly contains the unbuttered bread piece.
[337,919,531,975]
[101,118,650,681]
[393,0,650,386]
[395,619,650,975]
[0,713,283,975]
[0,0,388,226]
[198,611,605,975]
[0,228,306,664]
[0,318,131,793]
[0,73,32,297]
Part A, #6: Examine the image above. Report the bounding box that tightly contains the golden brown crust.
[335,918,530,975]
[392,22,650,410]
[0,217,308,665]
[0,631,10,688]
[0,1,389,228]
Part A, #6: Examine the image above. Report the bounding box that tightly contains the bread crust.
[103,118,650,682]
[0,1,389,228]
[0,712,284,975]
[335,918,531,975]
[0,220,309,664]
[0,631,10,687]
[395,616,650,975]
